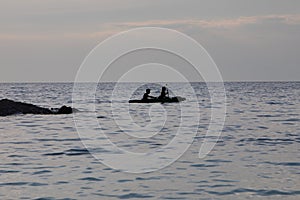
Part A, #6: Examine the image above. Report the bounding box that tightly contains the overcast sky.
[0,0,299,82]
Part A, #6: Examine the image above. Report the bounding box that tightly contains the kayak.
[129,96,186,103]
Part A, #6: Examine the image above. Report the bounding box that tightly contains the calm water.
[0,82,299,200]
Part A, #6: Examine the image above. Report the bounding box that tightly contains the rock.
[57,105,73,114]
[0,99,75,116]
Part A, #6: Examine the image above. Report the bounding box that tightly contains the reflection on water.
[0,82,299,199]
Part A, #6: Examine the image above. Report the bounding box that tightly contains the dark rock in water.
[0,99,52,116]
[0,99,75,116]
[57,105,73,114]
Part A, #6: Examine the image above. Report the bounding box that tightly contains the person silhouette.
[142,89,156,100]
[158,86,169,99]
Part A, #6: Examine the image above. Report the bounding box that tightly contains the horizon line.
[0,80,299,84]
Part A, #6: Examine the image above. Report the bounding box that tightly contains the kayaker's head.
[146,89,151,94]
[162,86,166,91]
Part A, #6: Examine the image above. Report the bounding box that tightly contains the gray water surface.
[0,82,299,199]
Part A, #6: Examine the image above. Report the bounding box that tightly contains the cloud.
[1,14,299,42]
[114,14,300,29]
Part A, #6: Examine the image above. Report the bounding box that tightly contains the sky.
[0,0,299,82]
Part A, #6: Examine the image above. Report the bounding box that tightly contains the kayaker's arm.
[148,95,156,99]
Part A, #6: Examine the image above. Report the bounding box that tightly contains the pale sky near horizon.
[0,0,299,82]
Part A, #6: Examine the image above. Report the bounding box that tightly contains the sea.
[0,82,299,200]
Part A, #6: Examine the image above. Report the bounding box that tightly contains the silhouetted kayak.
[129,96,186,103]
